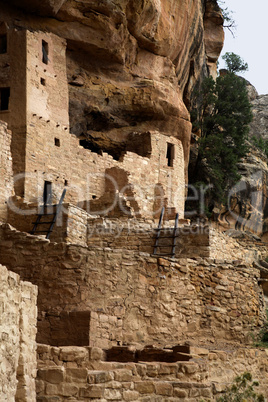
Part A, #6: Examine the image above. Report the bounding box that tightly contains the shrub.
[216,372,264,402]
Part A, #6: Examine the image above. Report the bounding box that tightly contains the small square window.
[54,138,60,147]
[0,87,10,111]
[0,34,7,54]
[166,143,175,167]
[40,77,46,86]
[42,40,49,64]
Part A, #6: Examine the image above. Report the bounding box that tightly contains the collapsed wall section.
[0,264,37,401]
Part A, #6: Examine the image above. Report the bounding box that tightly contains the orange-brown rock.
[1,0,224,178]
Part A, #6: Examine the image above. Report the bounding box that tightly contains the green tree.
[222,52,248,74]
[190,59,252,206]
[218,1,236,36]
[217,372,264,402]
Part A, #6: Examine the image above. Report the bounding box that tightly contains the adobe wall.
[35,344,268,401]
[0,121,13,221]
[0,264,37,401]
[0,224,265,348]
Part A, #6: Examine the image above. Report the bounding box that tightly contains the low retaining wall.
[7,200,268,262]
[0,224,265,348]
[36,344,268,401]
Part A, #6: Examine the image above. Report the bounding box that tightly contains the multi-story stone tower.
[0,24,185,219]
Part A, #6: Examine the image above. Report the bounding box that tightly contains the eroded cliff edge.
[1,0,224,174]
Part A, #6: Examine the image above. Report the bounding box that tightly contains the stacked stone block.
[36,344,268,401]
[0,223,265,349]
[0,121,13,221]
[0,264,37,401]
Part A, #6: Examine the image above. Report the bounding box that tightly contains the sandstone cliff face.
[2,0,224,170]
[250,94,268,141]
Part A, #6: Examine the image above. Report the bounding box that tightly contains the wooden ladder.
[153,207,179,258]
[30,188,67,239]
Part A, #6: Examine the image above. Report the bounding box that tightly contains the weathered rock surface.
[250,94,268,140]
[1,0,224,173]
[7,0,67,16]
[216,144,268,235]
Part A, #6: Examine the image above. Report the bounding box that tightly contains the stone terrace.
[6,202,268,261]
[0,223,266,349]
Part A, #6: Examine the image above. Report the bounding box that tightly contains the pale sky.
[218,0,268,95]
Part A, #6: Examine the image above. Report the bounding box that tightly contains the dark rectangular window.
[42,40,49,64]
[54,138,60,147]
[0,87,10,111]
[43,181,52,205]
[166,143,175,167]
[0,34,7,54]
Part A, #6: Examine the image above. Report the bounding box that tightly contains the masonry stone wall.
[23,120,185,219]
[35,344,268,401]
[7,201,89,246]
[0,121,13,221]
[86,223,268,262]
[0,224,265,348]
[0,264,37,401]
[0,28,27,196]
[0,28,186,219]
[7,196,268,262]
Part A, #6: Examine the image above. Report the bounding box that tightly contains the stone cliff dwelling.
[0,1,268,401]
[0,27,184,221]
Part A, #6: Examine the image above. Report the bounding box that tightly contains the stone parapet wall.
[35,344,268,401]
[7,200,268,262]
[86,223,210,258]
[0,223,265,348]
[0,264,37,401]
[87,222,268,263]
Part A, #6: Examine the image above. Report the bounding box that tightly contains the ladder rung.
[155,245,175,249]
[155,236,174,239]
[153,253,175,256]
[30,188,67,238]
[33,231,53,234]
[32,221,54,225]
[37,212,56,216]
